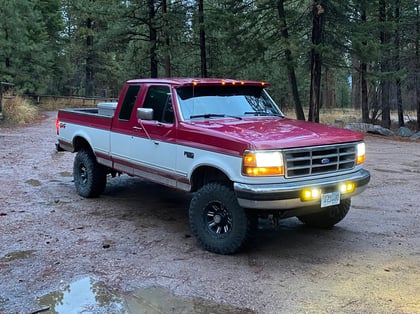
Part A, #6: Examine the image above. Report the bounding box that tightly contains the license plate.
[321,191,340,208]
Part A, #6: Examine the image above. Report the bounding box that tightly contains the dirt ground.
[0,112,419,314]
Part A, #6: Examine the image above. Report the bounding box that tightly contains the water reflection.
[37,277,254,314]
[37,277,125,313]
[126,286,254,314]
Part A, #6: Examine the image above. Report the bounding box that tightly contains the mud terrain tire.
[298,199,351,228]
[73,149,107,198]
[189,182,256,254]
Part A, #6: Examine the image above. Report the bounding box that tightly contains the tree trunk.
[352,58,361,110]
[324,69,335,108]
[308,1,324,123]
[85,17,94,97]
[198,0,207,78]
[162,0,171,77]
[277,0,305,120]
[394,0,404,127]
[360,7,370,123]
[379,0,391,128]
[416,0,420,131]
[361,62,370,123]
[4,26,10,68]
[148,0,158,78]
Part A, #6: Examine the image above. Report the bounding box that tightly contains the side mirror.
[137,108,153,120]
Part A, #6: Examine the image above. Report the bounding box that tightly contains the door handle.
[132,126,142,131]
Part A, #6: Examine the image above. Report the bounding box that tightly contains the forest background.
[0,0,419,128]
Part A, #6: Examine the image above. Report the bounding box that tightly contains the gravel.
[1,112,419,313]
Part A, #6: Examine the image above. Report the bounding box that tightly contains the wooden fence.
[27,95,118,108]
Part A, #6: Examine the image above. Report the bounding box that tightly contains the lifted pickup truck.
[56,78,370,254]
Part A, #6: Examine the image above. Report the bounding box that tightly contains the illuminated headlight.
[356,142,366,164]
[242,151,284,176]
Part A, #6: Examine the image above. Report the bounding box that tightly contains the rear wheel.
[298,199,351,228]
[189,182,256,254]
[73,149,107,198]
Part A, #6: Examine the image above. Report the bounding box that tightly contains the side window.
[143,86,174,123]
[119,85,141,120]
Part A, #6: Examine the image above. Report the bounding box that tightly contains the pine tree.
[277,0,305,120]
[0,0,62,93]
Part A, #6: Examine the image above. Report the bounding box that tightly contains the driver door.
[130,85,178,187]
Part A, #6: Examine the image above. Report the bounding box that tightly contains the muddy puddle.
[36,277,253,314]
[0,250,36,262]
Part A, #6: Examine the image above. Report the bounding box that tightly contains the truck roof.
[126,78,270,87]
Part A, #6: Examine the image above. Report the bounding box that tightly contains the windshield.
[175,85,284,120]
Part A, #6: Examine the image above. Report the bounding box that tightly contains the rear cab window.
[118,85,141,121]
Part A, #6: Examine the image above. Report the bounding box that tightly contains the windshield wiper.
[190,113,242,120]
[244,111,283,117]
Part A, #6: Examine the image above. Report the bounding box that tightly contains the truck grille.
[284,143,356,178]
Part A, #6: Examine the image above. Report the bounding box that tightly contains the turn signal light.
[356,143,366,164]
[244,166,284,176]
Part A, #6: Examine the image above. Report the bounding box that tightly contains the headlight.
[242,151,284,176]
[356,142,366,165]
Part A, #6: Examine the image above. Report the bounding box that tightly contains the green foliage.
[0,0,62,94]
[0,0,418,121]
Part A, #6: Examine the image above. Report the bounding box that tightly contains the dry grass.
[1,96,39,125]
[284,108,418,130]
[283,108,361,127]
[37,97,71,111]
[37,96,115,111]
[37,96,98,111]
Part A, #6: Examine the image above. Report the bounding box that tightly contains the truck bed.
[63,108,100,115]
[58,108,113,130]
[58,102,117,130]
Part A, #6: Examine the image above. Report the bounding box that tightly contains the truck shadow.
[96,177,359,256]
[253,218,353,252]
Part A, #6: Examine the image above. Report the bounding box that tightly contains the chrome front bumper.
[234,169,370,210]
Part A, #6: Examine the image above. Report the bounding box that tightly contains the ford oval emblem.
[321,158,330,164]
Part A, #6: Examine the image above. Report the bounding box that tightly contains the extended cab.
[56,78,370,254]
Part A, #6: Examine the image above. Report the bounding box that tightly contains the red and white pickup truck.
[56,78,370,254]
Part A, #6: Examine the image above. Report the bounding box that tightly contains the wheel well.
[73,136,93,153]
[190,166,231,192]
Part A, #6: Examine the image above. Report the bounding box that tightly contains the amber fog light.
[340,182,355,194]
[301,188,321,201]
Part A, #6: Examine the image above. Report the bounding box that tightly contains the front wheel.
[189,183,256,254]
[297,199,351,228]
[73,149,107,198]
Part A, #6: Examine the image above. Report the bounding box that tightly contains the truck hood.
[182,117,363,150]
